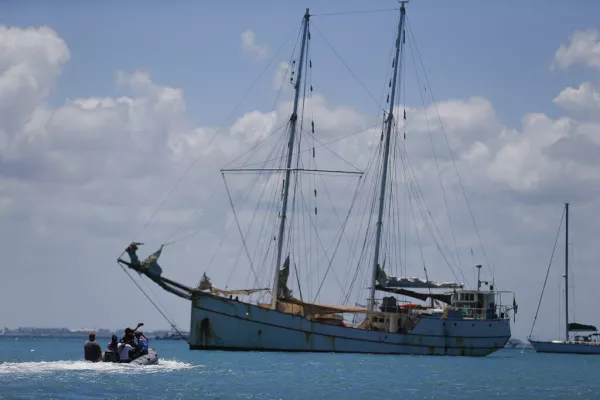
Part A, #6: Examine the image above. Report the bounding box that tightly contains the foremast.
[272,8,311,309]
[368,2,407,312]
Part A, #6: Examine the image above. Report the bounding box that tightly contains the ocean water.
[0,337,598,399]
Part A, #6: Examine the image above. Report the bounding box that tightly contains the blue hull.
[188,293,510,356]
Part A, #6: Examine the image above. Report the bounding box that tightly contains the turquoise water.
[0,337,597,399]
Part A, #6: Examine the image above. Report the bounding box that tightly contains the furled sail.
[196,272,269,297]
[119,244,268,300]
[123,242,163,278]
[278,255,293,300]
[119,243,192,300]
[568,322,598,332]
[375,265,463,289]
[375,285,453,304]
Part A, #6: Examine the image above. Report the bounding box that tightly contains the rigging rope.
[116,259,188,342]
[406,29,465,281]
[237,120,385,169]
[131,22,302,243]
[406,16,494,281]
[311,22,385,113]
[529,207,565,338]
[312,8,400,17]
[222,173,262,288]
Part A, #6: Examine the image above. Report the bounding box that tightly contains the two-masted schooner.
[119,3,517,356]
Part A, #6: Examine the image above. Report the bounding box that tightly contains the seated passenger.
[118,341,134,363]
[100,334,121,362]
[107,335,119,352]
[84,332,102,362]
[120,322,143,346]
[134,331,149,356]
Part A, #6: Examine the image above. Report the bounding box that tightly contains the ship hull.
[188,293,510,356]
[529,339,600,355]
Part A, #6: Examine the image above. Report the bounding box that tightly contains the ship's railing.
[440,305,512,320]
[375,304,513,320]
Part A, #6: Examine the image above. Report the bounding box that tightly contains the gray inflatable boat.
[102,348,159,365]
[130,348,158,365]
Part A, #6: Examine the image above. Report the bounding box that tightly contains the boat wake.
[0,359,195,375]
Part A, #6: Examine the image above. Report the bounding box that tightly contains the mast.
[368,2,407,312]
[565,202,569,341]
[271,9,310,309]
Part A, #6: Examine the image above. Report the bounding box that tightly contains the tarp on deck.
[271,298,368,316]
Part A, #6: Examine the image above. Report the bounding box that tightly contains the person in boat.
[102,335,121,363]
[117,340,134,363]
[107,335,119,352]
[120,322,144,346]
[84,332,102,362]
[134,331,149,356]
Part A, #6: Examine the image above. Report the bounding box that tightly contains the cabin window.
[459,293,476,302]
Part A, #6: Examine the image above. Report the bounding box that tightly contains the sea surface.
[0,337,598,399]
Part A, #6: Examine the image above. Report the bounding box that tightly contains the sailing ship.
[529,203,600,354]
[119,3,517,356]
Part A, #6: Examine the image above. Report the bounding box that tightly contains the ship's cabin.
[448,290,499,320]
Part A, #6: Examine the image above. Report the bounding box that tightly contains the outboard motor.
[102,351,118,363]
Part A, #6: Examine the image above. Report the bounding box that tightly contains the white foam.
[0,359,196,375]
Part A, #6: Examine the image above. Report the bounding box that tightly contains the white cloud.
[0,26,69,161]
[241,29,268,59]
[1,24,600,341]
[555,29,600,70]
[553,82,600,117]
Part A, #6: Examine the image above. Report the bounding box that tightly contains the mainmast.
[368,2,407,312]
[564,202,569,341]
[271,9,311,309]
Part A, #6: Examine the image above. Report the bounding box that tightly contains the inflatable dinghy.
[102,348,159,365]
[130,348,158,365]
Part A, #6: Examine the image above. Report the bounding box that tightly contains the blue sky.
[3,0,598,128]
[1,0,600,341]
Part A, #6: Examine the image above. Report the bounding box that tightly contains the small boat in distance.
[154,330,189,341]
[529,203,600,354]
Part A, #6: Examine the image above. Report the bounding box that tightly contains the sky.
[1,0,600,341]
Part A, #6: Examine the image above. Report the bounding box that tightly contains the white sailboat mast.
[271,9,311,309]
[368,2,407,312]
[564,202,569,341]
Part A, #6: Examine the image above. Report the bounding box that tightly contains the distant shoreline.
[0,328,188,340]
